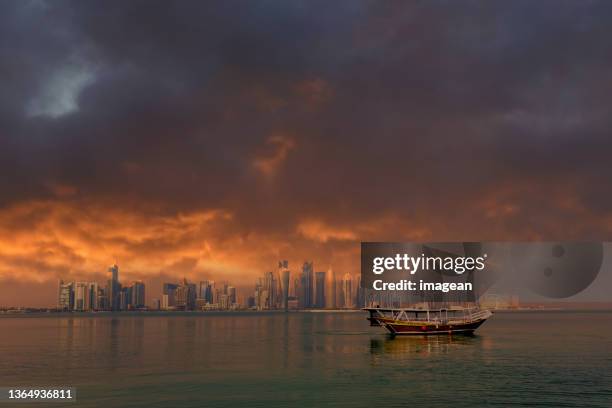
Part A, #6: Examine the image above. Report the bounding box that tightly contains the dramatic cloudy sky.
[2,0,612,306]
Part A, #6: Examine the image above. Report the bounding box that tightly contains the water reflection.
[370,334,482,358]
[2,312,612,407]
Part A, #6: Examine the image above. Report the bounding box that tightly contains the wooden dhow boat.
[364,306,492,335]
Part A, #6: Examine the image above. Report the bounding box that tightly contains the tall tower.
[342,273,353,309]
[58,280,74,310]
[162,282,178,309]
[88,282,99,310]
[269,271,278,309]
[175,278,196,310]
[300,261,314,308]
[326,267,336,309]
[107,264,120,311]
[199,280,214,303]
[227,286,237,305]
[131,281,145,309]
[278,260,290,311]
[109,264,118,281]
[75,282,98,311]
[315,271,326,308]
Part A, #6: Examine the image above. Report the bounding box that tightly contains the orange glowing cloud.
[1,174,610,308]
[297,220,358,242]
[297,215,433,243]
[0,200,238,284]
[252,134,296,177]
[0,198,377,305]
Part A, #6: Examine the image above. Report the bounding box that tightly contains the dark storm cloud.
[2,0,612,302]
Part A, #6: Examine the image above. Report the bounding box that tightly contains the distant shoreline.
[2,308,612,318]
[0,308,364,317]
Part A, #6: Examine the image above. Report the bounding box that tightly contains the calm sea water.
[1,311,611,407]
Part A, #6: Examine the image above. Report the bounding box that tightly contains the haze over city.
[2,1,612,307]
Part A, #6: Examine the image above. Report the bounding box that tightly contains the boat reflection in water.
[369,332,481,358]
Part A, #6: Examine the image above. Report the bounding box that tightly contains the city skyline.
[48,260,363,311]
[3,251,612,310]
[5,243,612,308]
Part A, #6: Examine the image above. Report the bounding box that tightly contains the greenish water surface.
[1,311,611,407]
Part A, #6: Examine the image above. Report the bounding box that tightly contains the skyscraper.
[131,281,145,309]
[97,286,108,310]
[162,282,178,310]
[315,271,326,308]
[278,260,290,311]
[198,280,214,303]
[355,274,364,308]
[263,271,276,309]
[74,282,87,311]
[106,264,121,311]
[58,280,74,310]
[326,267,336,309]
[71,282,98,311]
[89,282,99,310]
[218,293,230,310]
[175,278,197,310]
[342,273,353,309]
[254,278,263,310]
[120,287,130,311]
[227,286,236,304]
[299,261,314,308]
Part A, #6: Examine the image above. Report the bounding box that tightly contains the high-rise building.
[73,282,99,311]
[342,273,353,309]
[292,277,300,299]
[119,287,130,311]
[97,286,108,310]
[299,261,314,308]
[253,275,277,310]
[227,286,237,305]
[246,296,255,308]
[176,283,188,310]
[130,281,145,309]
[198,280,214,303]
[335,271,345,309]
[74,282,87,311]
[162,283,178,309]
[277,260,290,311]
[90,282,99,310]
[106,264,121,311]
[58,280,74,310]
[326,267,336,309]
[263,271,276,309]
[355,274,364,308]
[254,278,264,310]
[218,293,230,310]
[315,271,326,308]
[175,278,197,310]
[161,294,171,310]
[213,282,229,307]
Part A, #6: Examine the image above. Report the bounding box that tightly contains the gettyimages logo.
[361,242,606,298]
[372,253,487,275]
